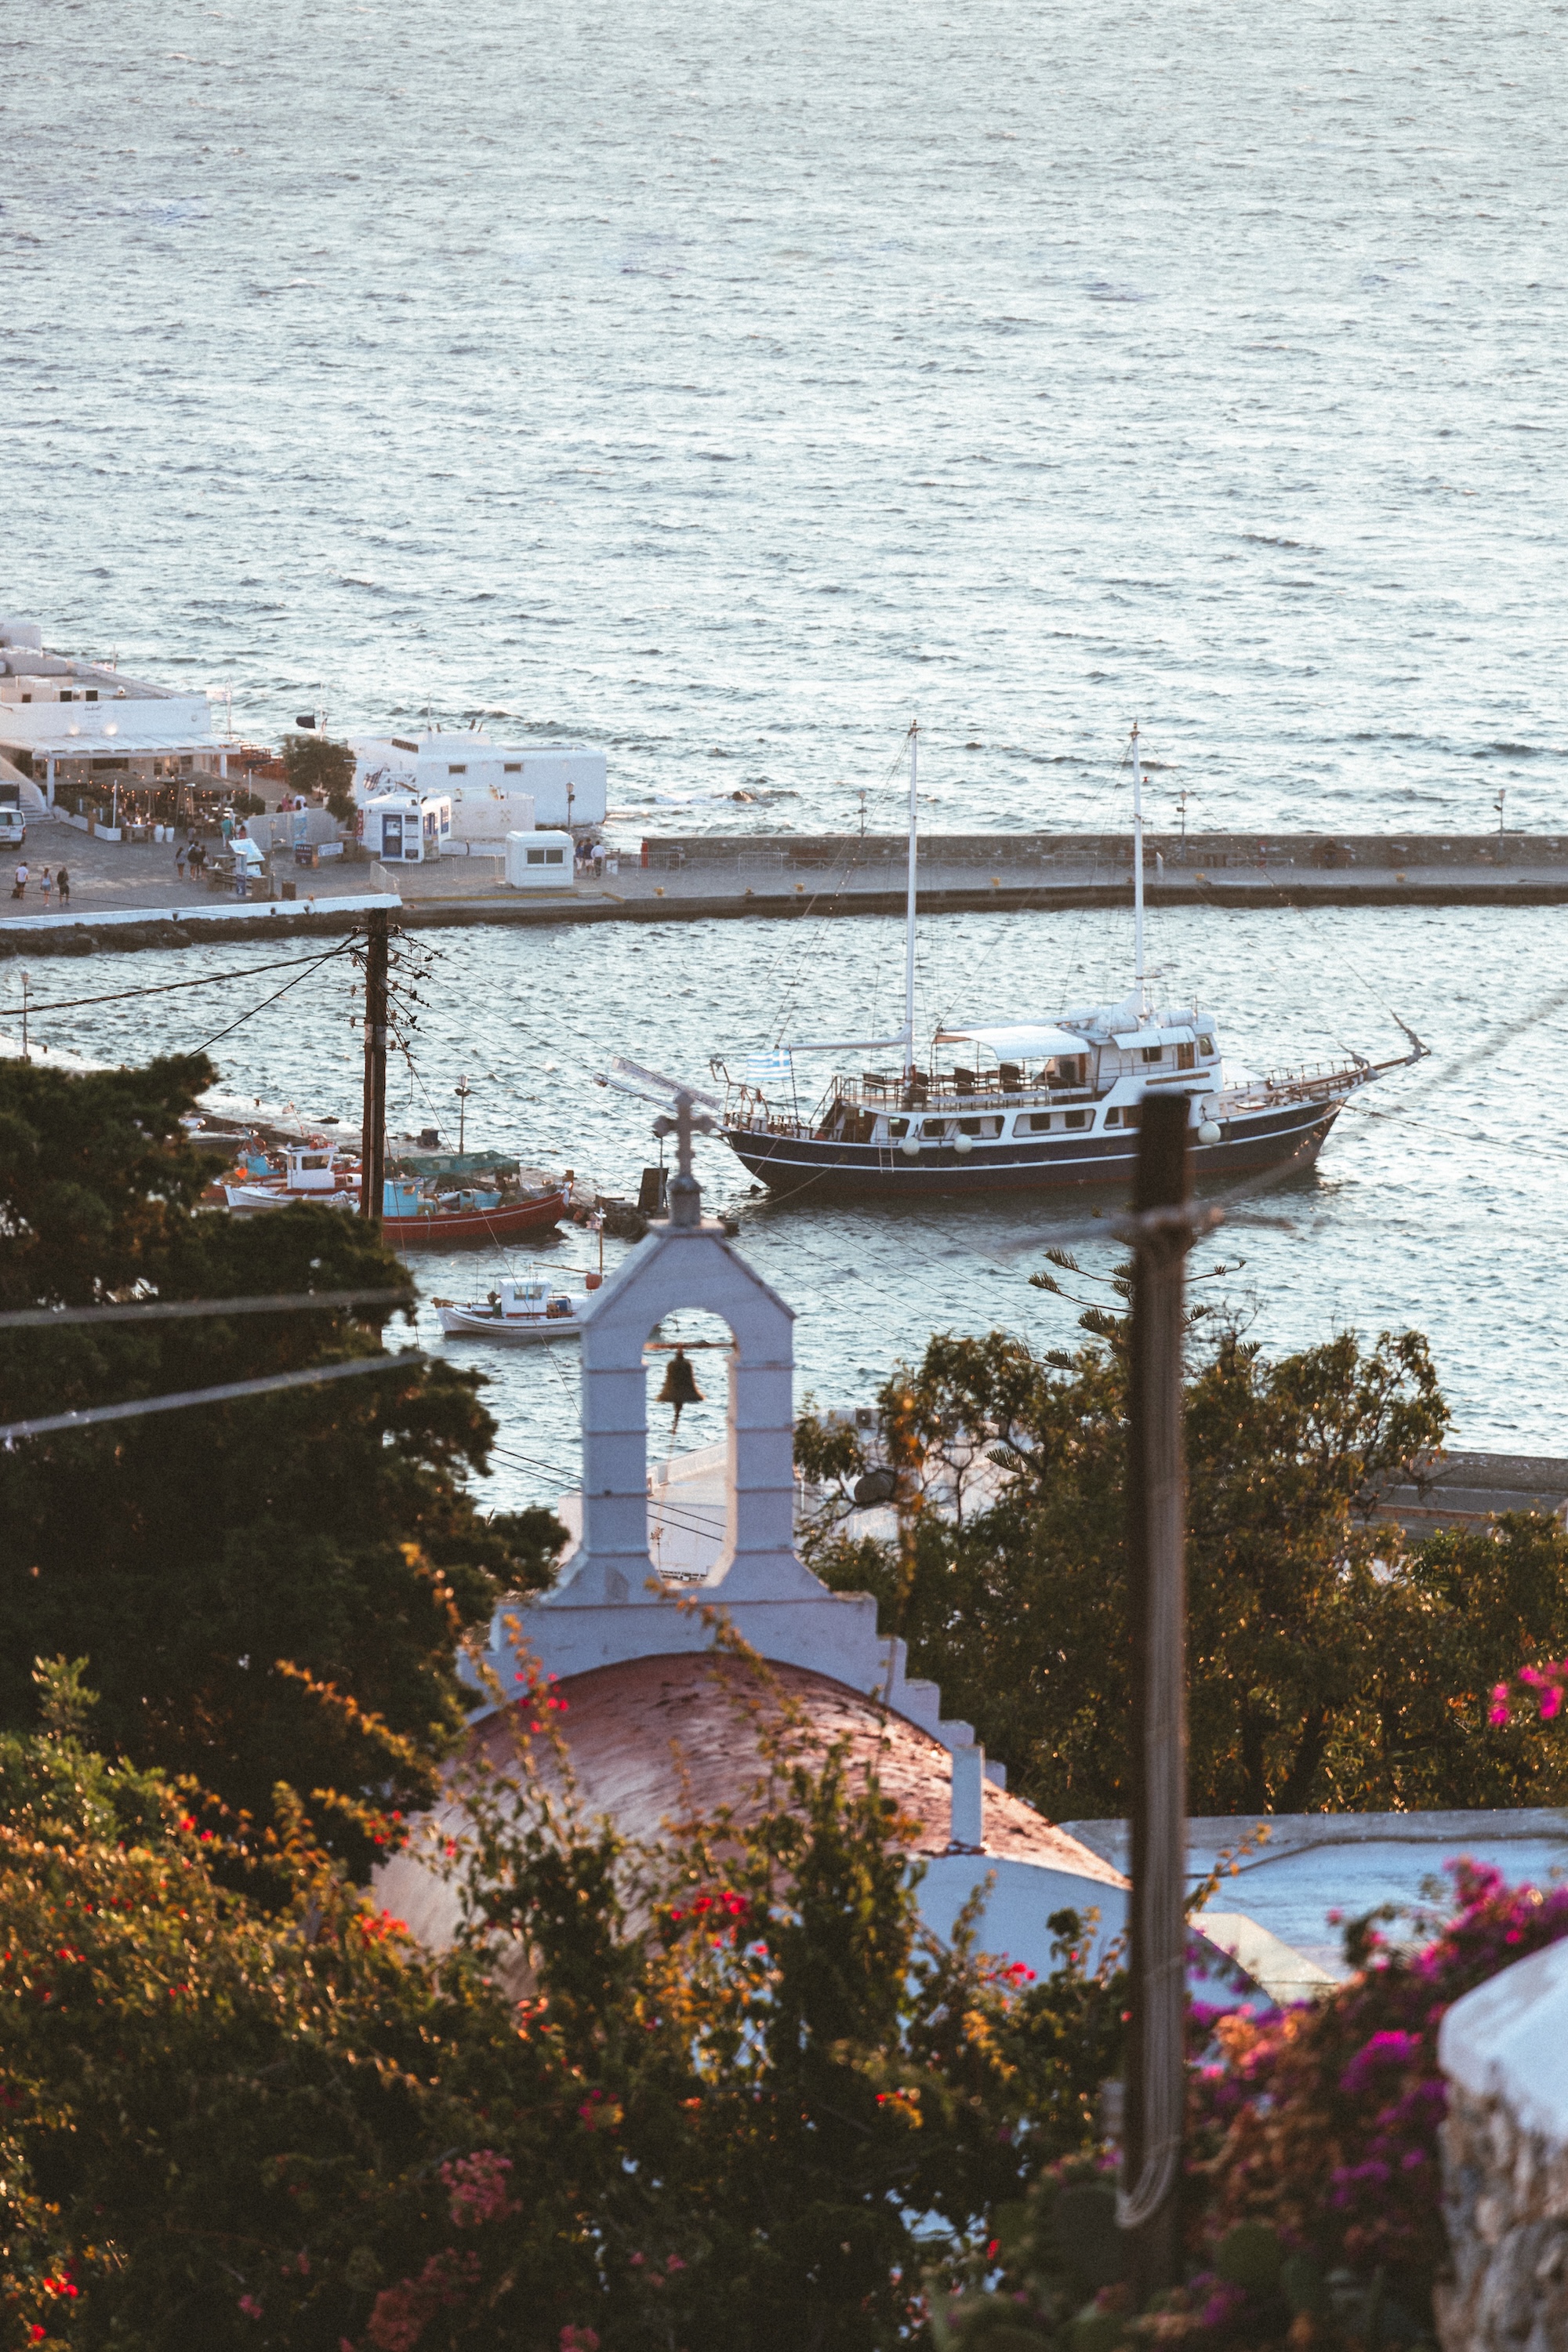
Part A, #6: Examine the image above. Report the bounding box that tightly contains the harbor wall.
[4,835,1568,954]
[637,829,1566,873]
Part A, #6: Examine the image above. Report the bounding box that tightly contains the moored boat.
[433,1269,596,1340]
[220,1141,571,1243]
[612,722,1426,1202]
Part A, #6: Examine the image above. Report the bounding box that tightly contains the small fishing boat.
[431,1215,605,1337]
[221,1142,571,1244]
[223,1142,359,1212]
[609,723,1425,1202]
[433,1270,597,1341]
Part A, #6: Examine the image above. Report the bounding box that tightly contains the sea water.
[30,894,1567,1505]
[4,0,1565,1496]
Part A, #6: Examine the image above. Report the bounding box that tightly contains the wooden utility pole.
[1120,1089,1194,2295]
[358,909,389,1230]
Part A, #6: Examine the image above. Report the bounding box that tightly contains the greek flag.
[744,1049,793,1087]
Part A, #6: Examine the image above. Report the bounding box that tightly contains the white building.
[356,783,453,866]
[0,615,227,805]
[349,730,606,832]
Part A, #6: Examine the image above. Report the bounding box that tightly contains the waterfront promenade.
[3,818,1568,950]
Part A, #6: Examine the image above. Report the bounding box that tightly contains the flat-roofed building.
[0,614,227,806]
[350,729,605,830]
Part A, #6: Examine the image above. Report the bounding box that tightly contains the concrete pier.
[1,828,1566,953]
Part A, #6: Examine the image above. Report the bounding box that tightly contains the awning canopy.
[1111,1025,1196,1050]
[936,1023,1091,1060]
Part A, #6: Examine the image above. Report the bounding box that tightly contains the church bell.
[655,1345,705,1435]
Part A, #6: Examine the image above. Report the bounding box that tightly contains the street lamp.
[454,1075,471,1154]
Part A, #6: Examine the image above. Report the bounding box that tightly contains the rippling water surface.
[33,893,1568,1504]
[4,0,1566,837]
[5,0,1566,1494]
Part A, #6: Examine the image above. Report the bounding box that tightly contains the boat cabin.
[495,1278,574,1319]
[283,1145,343,1192]
[730,1007,1229,1149]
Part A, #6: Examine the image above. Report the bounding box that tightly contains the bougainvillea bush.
[938,1860,1568,2351]
[0,1654,1122,2350]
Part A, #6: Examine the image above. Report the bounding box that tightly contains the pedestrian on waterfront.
[175,840,187,880]
[39,867,52,909]
[56,867,70,906]
[11,862,27,900]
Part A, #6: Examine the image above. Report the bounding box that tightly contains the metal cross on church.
[652,1089,715,1228]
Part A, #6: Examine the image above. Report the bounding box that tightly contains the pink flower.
[239,2294,264,2318]
[441,2150,517,2228]
[560,2330,601,2351]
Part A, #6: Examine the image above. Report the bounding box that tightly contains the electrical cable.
[0,1286,407,1332]
[1,1346,427,1445]
[194,943,355,1054]
[0,943,360,1022]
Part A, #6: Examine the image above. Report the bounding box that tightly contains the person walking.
[11,862,27,900]
[39,866,53,910]
[55,866,70,907]
[175,840,187,881]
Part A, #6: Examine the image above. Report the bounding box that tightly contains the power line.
[0,1287,407,1333]
[195,946,350,1054]
[0,943,355,1022]
[0,1347,427,1446]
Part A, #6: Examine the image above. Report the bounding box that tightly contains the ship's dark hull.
[721,1096,1344,1200]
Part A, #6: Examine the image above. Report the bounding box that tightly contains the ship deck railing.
[1225,1059,1365,1110]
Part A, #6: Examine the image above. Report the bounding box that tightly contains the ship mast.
[1131,720,1149,1015]
[903,720,919,1077]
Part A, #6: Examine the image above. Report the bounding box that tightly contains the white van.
[0,788,25,849]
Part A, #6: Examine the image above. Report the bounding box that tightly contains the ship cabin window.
[920,1118,953,1139]
[957,1115,1002,1138]
[1065,1109,1089,1130]
[1021,1112,1052,1134]
[1176,1041,1196,1071]
[300,1153,329,1171]
[1141,1044,1163,1066]
[1198,1034,1215,1057]
[1104,1103,1142,1130]
[1051,1054,1087,1087]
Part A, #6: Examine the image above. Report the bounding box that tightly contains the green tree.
[282,732,358,826]
[795,1306,1568,1819]
[0,1053,566,1860]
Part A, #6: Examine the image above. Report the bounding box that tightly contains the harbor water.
[4,0,1564,841]
[23,895,1566,1508]
[5,0,1565,1489]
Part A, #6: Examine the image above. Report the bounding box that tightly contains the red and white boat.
[220,1142,570,1247]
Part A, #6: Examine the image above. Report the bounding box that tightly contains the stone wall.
[1437,1938,1568,2350]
